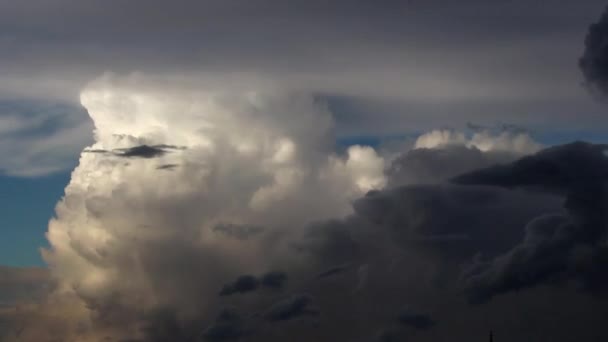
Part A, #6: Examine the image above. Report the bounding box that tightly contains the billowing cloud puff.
[387,129,541,187]
[454,142,608,302]
[29,73,389,341]
[413,129,541,154]
[326,145,387,193]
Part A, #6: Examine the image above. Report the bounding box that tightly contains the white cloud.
[414,129,542,154]
[414,130,468,149]
[35,73,389,340]
[325,145,386,194]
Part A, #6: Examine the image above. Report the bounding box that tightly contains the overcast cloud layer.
[2,0,608,175]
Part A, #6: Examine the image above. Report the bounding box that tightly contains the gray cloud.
[202,309,248,342]
[374,329,408,342]
[212,223,265,241]
[83,144,184,159]
[580,5,608,101]
[452,141,608,192]
[260,272,288,290]
[264,294,318,322]
[156,164,179,171]
[0,0,606,181]
[397,309,436,331]
[219,271,288,297]
[386,145,520,188]
[2,0,607,140]
[353,184,562,260]
[219,275,260,297]
[316,264,351,280]
[116,145,173,158]
[454,142,608,302]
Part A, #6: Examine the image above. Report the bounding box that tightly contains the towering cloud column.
[41,73,386,340]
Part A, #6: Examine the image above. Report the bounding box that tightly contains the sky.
[1,1,608,341]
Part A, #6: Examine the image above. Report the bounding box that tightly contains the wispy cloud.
[0,101,92,176]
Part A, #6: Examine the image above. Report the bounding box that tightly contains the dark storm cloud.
[315,264,351,280]
[463,212,608,303]
[292,219,360,263]
[260,271,288,290]
[219,275,260,297]
[83,144,184,159]
[202,309,248,342]
[264,294,318,322]
[374,329,408,342]
[352,184,562,259]
[580,5,608,101]
[116,145,184,158]
[386,145,521,188]
[219,272,287,296]
[156,164,179,170]
[118,145,167,158]
[452,142,608,192]
[397,309,436,330]
[454,142,608,302]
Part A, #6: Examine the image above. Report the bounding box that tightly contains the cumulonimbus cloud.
[3,73,608,342]
[30,73,389,341]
